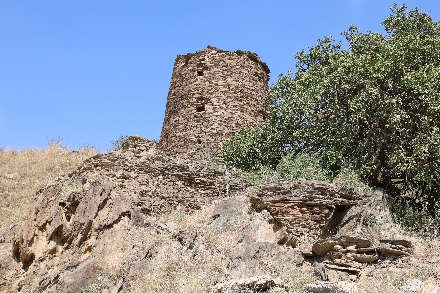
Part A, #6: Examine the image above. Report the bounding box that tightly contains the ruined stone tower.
[159,46,270,157]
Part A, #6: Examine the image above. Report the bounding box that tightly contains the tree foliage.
[222,5,440,204]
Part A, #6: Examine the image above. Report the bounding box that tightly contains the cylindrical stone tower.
[159,46,270,158]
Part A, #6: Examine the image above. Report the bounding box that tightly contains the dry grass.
[0,143,99,235]
[128,205,234,293]
[126,198,317,293]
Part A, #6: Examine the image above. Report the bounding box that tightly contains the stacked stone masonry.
[249,180,362,246]
[159,45,270,158]
[312,236,414,281]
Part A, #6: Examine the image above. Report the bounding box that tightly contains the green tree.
[223,4,440,207]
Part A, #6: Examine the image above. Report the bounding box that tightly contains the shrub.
[223,4,440,228]
[109,135,129,151]
[276,151,332,182]
[221,127,282,171]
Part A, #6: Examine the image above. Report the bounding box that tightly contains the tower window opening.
[197,70,204,76]
[196,104,205,112]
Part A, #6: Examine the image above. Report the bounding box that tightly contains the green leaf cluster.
[109,135,129,151]
[222,4,440,218]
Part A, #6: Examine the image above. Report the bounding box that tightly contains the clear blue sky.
[1,1,439,151]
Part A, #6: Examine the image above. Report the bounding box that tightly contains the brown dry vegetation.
[88,196,317,293]
[0,143,99,236]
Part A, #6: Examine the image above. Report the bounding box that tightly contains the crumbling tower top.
[158,46,270,158]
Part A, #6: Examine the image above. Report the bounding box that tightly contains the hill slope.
[1,138,439,293]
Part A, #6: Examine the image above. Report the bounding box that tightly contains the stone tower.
[159,46,270,157]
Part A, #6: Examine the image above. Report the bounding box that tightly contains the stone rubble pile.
[312,236,413,281]
[212,275,287,293]
[248,180,416,284]
[249,180,362,246]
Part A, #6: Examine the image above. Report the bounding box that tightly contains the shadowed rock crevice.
[321,205,351,239]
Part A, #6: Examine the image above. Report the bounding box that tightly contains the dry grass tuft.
[0,143,99,235]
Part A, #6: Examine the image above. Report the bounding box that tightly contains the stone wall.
[249,180,362,246]
[158,46,270,158]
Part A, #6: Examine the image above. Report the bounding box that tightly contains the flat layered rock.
[305,281,359,293]
[249,180,363,246]
[312,236,371,257]
[212,275,287,293]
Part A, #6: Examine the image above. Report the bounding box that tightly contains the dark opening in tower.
[196,104,205,112]
[196,96,205,112]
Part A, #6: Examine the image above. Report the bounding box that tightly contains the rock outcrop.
[249,181,415,284]
[12,136,245,268]
[249,180,362,246]
[312,236,413,282]
[2,137,421,292]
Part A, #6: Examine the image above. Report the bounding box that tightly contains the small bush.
[391,191,440,236]
[245,165,280,187]
[109,135,129,151]
[244,151,333,188]
[276,152,332,182]
[46,136,66,148]
[222,126,283,171]
[333,166,373,195]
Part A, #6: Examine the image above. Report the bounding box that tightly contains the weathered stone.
[250,180,362,245]
[380,239,413,248]
[305,281,359,293]
[356,247,376,253]
[212,275,287,293]
[325,264,361,275]
[351,253,378,263]
[313,239,339,256]
[338,236,371,248]
[159,46,270,159]
[330,259,362,269]
[378,243,410,257]
[312,236,371,257]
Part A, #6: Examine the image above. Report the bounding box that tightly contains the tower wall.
[158,46,270,158]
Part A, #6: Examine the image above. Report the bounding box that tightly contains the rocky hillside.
[1,137,440,293]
